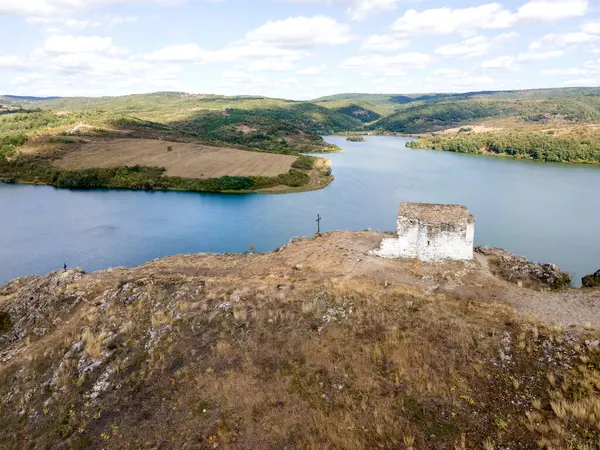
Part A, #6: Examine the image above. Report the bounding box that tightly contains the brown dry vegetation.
[1,231,600,449]
[52,138,298,178]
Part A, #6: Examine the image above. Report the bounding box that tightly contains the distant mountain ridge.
[3,86,600,139]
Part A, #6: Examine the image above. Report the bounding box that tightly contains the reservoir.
[1,136,598,285]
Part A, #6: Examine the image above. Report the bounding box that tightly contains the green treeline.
[169,105,360,154]
[371,101,513,133]
[407,131,600,163]
[346,136,365,142]
[0,159,311,192]
[370,97,600,134]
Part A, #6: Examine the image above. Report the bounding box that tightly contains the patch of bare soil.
[234,125,258,134]
[52,138,297,178]
[439,125,503,135]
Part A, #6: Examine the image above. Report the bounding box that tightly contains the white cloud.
[246,59,295,71]
[143,41,308,69]
[27,16,100,29]
[516,50,564,62]
[40,35,114,55]
[529,19,600,50]
[391,0,589,37]
[542,67,590,76]
[448,75,497,89]
[392,4,511,36]
[143,44,209,63]
[281,0,403,20]
[0,0,183,17]
[480,49,563,71]
[0,55,35,70]
[481,55,521,71]
[297,66,323,75]
[540,58,600,79]
[217,70,301,95]
[516,0,588,22]
[434,68,468,78]
[583,59,600,72]
[361,34,409,52]
[25,14,139,32]
[341,52,432,73]
[245,16,352,48]
[141,16,349,73]
[343,0,402,21]
[564,77,598,86]
[313,78,341,89]
[435,35,495,59]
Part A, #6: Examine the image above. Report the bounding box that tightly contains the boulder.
[476,246,571,290]
[582,270,600,288]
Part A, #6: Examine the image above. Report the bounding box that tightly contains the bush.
[346,136,365,142]
[291,155,315,170]
[582,270,600,288]
[0,311,11,333]
[277,169,309,187]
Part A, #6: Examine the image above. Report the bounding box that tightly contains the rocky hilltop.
[1,231,600,449]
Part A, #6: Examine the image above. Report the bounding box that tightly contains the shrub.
[0,311,11,333]
[291,155,315,170]
[277,169,309,187]
[346,135,365,142]
[582,270,600,288]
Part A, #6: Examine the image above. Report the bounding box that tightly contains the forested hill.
[4,86,600,138]
[0,93,364,160]
[4,86,600,159]
[314,88,600,131]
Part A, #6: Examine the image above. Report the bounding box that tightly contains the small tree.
[167,146,173,152]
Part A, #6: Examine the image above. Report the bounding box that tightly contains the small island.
[346,135,365,142]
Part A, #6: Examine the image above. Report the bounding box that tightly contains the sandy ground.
[53,138,297,178]
[439,125,502,135]
[129,231,600,330]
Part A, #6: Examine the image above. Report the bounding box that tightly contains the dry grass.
[82,329,103,358]
[52,138,297,178]
[1,232,600,449]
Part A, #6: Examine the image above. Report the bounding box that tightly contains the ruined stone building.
[373,202,475,261]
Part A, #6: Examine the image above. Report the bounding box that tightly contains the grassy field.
[52,139,298,178]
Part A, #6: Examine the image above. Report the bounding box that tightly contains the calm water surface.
[1,136,599,285]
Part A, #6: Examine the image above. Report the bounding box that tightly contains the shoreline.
[0,151,337,195]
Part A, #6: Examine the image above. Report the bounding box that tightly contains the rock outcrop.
[476,246,571,290]
[582,270,600,288]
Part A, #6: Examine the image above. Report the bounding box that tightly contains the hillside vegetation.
[0,94,347,193]
[407,127,600,163]
[4,86,600,186]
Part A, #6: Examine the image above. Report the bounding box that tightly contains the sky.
[1,0,599,99]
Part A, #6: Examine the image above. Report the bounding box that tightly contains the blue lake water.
[1,135,599,285]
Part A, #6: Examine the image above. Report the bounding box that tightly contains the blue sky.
[1,0,599,99]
